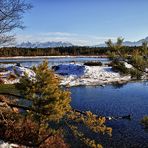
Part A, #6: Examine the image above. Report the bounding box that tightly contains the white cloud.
[40,32,78,37]
[16,32,116,46]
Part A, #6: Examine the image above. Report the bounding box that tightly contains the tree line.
[0,46,143,57]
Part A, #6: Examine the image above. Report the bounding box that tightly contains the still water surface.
[0,57,109,67]
[70,82,148,148]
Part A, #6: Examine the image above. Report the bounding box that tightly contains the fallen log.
[73,109,131,121]
[106,114,131,120]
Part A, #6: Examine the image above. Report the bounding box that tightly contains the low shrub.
[130,69,142,79]
[111,60,143,79]
[84,61,102,66]
[110,60,129,74]
[130,55,147,72]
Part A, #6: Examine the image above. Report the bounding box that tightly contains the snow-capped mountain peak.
[17,41,73,48]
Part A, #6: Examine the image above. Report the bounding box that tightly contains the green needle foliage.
[105,37,124,52]
[142,42,148,57]
[19,60,71,122]
[106,38,148,79]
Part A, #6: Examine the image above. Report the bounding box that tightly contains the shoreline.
[0,55,108,60]
[62,80,131,87]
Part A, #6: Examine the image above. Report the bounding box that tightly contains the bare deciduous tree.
[0,0,32,46]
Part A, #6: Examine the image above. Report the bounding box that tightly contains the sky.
[15,0,148,46]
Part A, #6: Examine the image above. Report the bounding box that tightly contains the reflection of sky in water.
[70,82,148,147]
[0,57,109,68]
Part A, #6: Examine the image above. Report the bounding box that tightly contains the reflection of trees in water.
[112,82,127,89]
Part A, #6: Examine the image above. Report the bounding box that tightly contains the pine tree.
[19,60,71,123]
[1,61,112,147]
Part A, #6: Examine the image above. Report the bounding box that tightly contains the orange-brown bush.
[0,112,69,148]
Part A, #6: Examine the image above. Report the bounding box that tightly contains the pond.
[70,82,148,148]
[0,57,148,147]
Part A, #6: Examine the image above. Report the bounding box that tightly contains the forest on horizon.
[0,46,142,57]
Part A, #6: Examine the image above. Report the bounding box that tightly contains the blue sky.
[16,0,148,46]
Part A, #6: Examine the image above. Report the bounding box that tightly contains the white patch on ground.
[6,66,36,78]
[55,64,131,86]
[0,66,36,84]
[0,64,132,86]
[124,62,133,69]
[145,68,148,72]
[0,141,19,148]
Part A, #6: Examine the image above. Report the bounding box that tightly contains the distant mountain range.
[17,41,73,48]
[123,36,148,46]
[16,36,148,48]
[97,36,148,47]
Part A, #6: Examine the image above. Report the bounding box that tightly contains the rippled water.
[70,82,148,148]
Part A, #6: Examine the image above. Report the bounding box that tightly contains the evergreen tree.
[20,60,71,123]
[106,38,148,78]
[1,61,112,147]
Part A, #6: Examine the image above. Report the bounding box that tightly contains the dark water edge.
[70,81,148,148]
